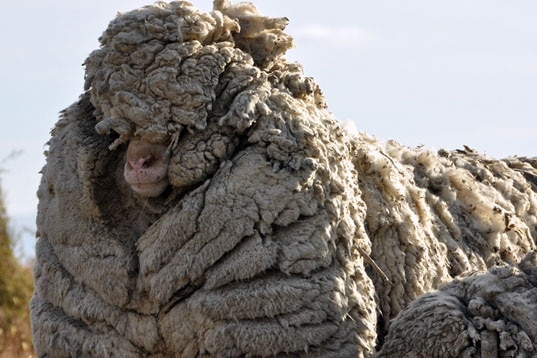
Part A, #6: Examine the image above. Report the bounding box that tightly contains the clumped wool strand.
[32,1,537,357]
[376,252,537,357]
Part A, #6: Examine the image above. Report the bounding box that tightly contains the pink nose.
[129,157,149,172]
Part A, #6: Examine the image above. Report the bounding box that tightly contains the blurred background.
[1,0,536,262]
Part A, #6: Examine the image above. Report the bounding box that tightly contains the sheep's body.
[31,1,537,356]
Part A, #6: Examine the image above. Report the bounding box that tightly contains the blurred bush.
[0,180,35,357]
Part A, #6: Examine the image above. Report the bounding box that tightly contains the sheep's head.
[83,1,328,200]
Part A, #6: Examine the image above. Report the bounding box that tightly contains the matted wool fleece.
[31,1,537,356]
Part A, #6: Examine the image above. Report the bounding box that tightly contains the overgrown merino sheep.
[31,1,537,357]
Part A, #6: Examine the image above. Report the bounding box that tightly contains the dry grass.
[0,306,35,358]
[0,180,35,358]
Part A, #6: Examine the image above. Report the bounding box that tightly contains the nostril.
[130,155,156,171]
[141,155,155,169]
[129,159,145,171]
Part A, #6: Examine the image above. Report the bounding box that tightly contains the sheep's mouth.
[131,178,170,197]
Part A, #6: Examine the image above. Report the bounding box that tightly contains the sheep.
[30,1,537,357]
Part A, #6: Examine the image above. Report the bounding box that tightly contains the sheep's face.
[124,138,170,198]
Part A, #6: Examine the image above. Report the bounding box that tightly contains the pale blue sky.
[1,0,536,258]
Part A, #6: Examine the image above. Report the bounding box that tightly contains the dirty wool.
[31,1,537,356]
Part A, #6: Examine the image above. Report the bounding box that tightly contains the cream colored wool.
[31,1,537,356]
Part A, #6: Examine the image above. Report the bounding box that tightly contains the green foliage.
[0,180,35,357]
